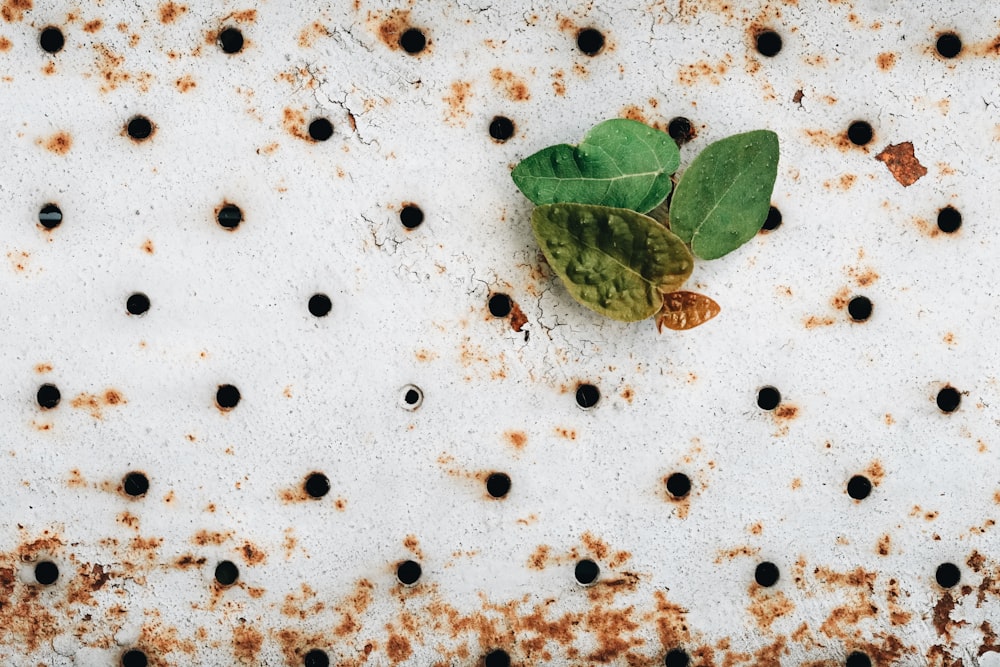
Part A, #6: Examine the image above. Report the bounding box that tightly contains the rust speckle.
[804,315,835,328]
[490,68,530,101]
[750,523,763,535]
[371,9,413,51]
[803,128,856,152]
[0,0,30,23]
[505,430,527,451]
[35,363,52,374]
[158,2,187,24]
[747,583,795,631]
[39,131,72,155]
[678,55,733,86]
[175,74,196,92]
[386,631,412,662]
[95,44,153,94]
[877,52,897,71]
[443,81,473,127]
[70,389,126,419]
[403,535,424,560]
[241,542,266,566]
[298,21,330,48]
[933,592,964,639]
[866,460,885,486]
[551,69,566,96]
[83,19,101,33]
[877,534,891,556]
[142,239,155,254]
[192,530,232,546]
[233,625,263,663]
[876,142,927,187]
[555,427,577,440]
[528,545,551,570]
[0,36,11,50]
[774,404,798,421]
[621,387,634,403]
[282,107,310,142]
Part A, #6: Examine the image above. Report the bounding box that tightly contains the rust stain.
[802,128,857,152]
[403,535,424,560]
[192,530,233,546]
[7,250,29,273]
[70,389,126,419]
[175,74,196,92]
[508,300,527,332]
[490,68,530,101]
[774,404,798,421]
[621,387,634,403]
[555,427,577,440]
[83,19,102,33]
[866,460,885,486]
[158,2,187,23]
[528,545,550,570]
[233,625,263,663]
[0,36,10,50]
[876,142,927,187]
[95,44,153,94]
[505,430,527,451]
[369,8,413,51]
[386,629,412,662]
[551,69,566,96]
[442,81,473,127]
[747,584,795,631]
[298,21,331,48]
[38,131,72,155]
[282,107,310,141]
[0,0,30,23]
[877,534,891,556]
[678,55,733,85]
[804,315,835,328]
[933,592,965,640]
[224,9,257,23]
[67,469,86,487]
[848,265,879,287]
[876,52,897,70]
[714,546,761,563]
[241,542,266,566]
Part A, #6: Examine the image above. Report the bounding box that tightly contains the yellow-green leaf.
[512,119,680,214]
[532,203,694,322]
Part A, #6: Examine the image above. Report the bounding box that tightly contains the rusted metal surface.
[0,0,998,664]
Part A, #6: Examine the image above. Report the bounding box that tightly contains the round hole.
[754,561,780,587]
[666,472,691,499]
[396,559,421,586]
[489,116,515,143]
[123,472,149,497]
[34,560,59,585]
[401,385,423,411]
[845,651,871,667]
[846,475,872,500]
[936,562,960,588]
[121,649,149,667]
[847,121,873,146]
[756,386,781,411]
[755,30,782,57]
[399,27,426,54]
[214,560,239,586]
[217,204,242,230]
[218,27,244,54]
[937,206,961,234]
[576,28,605,55]
[39,203,63,229]
[308,294,332,318]
[574,558,600,586]
[936,32,962,59]
[127,116,153,141]
[39,26,64,54]
[575,383,600,409]
[664,649,691,667]
[308,118,333,142]
[216,384,241,410]
[37,383,61,409]
[484,649,511,667]
[400,204,424,230]
[936,386,961,413]
[486,472,511,499]
[126,292,150,316]
[304,472,330,499]
[760,206,782,232]
[303,649,330,667]
[488,293,513,318]
[847,296,872,322]
[667,117,695,146]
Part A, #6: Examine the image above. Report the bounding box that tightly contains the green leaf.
[669,130,779,260]
[512,119,681,214]
[531,203,694,322]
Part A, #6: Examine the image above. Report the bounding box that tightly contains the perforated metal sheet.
[1,0,999,665]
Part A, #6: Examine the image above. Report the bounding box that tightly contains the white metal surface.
[0,0,998,665]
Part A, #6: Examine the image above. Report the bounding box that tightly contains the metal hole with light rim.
[400,384,423,410]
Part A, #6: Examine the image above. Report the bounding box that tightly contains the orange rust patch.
[224,9,257,23]
[774,404,798,421]
[866,460,885,486]
[298,21,330,48]
[141,239,155,254]
[371,8,413,50]
[282,107,310,141]
[490,68,530,101]
[0,0,30,23]
[509,300,527,332]
[233,625,263,662]
[241,542,266,566]
[39,131,72,155]
[95,44,153,94]
[750,523,763,535]
[876,142,927,187]
[621,387,634,403]
[831,286,851,310]
[174,554,206,569]
[70,389,126,419]
[0,36,10,50]
[877,52,897,71]
[790,478,802,490]
[849,265,879,287]
[714,546,761,563]
[555,427,577,440]
[884,413,895,425]
[804,315,835,328]
[505,430,527,451]
[403,535,424,560]
[175,74,196,92]
[551,69,566,96]
[678,55,733,86]
[192,530,232,546]
[443,81,473,127]
[158,2,186,23]
[747,585,795,631]
[67,468,86,487]
[83,19,101,32]
[528,545,551,570]
[386,630,412,662]
[877,534,891,556]
[803,128,856,152]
